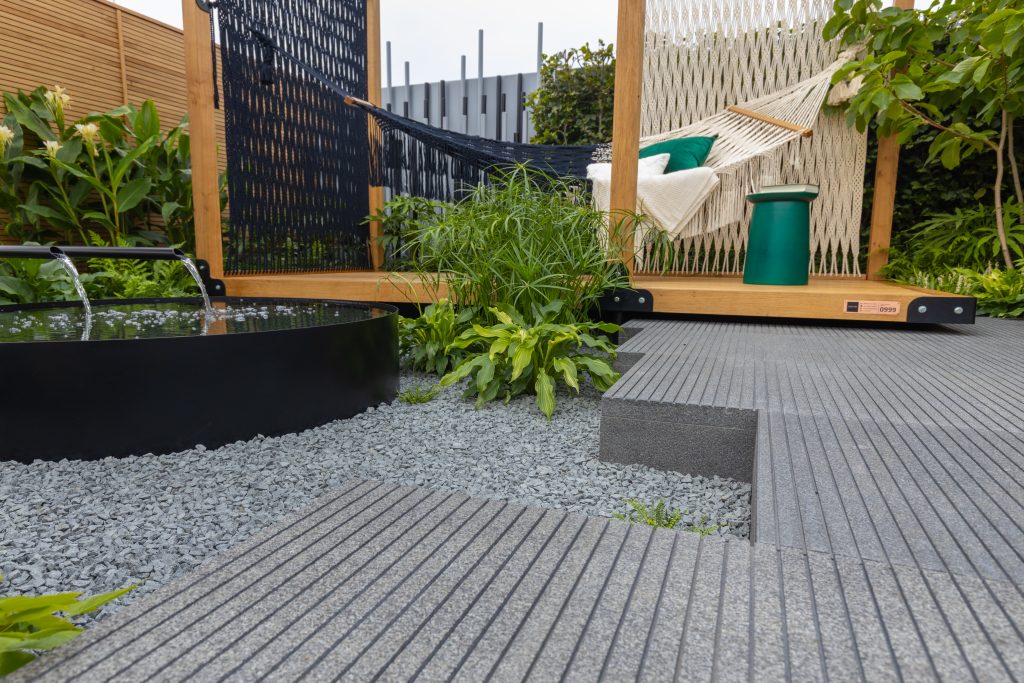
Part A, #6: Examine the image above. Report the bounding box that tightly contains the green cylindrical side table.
[742,184,819,286]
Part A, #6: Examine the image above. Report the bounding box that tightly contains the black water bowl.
[0,297,399,463]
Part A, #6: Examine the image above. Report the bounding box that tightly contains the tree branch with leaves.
[826,0,1024,269]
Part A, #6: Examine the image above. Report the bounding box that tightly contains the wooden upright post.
[366,0,385,271]
[115,9,130,105]
[182,0,224,278]
[867,0,915,280]
[609,0,645,275]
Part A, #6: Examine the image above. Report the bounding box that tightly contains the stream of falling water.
[51,253,92,341]
[177,256,214,317]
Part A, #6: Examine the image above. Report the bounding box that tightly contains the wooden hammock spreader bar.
[725,105,814,138]
[344,94,376,110]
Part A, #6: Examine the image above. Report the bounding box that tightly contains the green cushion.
[639,136,717,173]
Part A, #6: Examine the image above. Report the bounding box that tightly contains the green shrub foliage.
[0,575,134,676]
[957,267,1024,318]
[884,199,1024,273]
[364,195,446,271]
[398,299,480,376]
[0,86,225,251]
[439,300,620,418]
[526,41,616,145]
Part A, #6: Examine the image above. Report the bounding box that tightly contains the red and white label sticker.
[844,300,901,315]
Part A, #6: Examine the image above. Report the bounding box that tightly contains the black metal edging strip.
[598,288,654,313]
[906,296,976,324]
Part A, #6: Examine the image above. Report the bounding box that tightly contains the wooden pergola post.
[366,0,385,271]
[182,0,224,278]
[609,0,645,275]
[867,0,915,280]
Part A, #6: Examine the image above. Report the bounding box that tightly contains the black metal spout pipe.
[0,245,186,261]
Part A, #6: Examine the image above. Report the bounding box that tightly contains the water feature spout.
[48,247,92,341]
[174,252,214,317]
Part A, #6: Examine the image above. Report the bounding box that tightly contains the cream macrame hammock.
[631,0,867,276]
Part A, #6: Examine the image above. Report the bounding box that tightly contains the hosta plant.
[439,300,621,418]
[398,299,480,375]
[0,576,134,676]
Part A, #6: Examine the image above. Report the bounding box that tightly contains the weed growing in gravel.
[687,515,731,537]
[0,575,136,675]
[615,500,732,537]
[399,384,442,404]
[614,499,683,529]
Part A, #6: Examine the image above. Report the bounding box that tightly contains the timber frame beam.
[182,0,224,279]
[185,0,906,284]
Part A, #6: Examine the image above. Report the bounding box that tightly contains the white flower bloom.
[44,85,70,108]
[44,140,62,158]
[0,125,13,154]
[74,122,101,155]
[43,86,71,123]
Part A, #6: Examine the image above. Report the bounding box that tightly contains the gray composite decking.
[606,318,1024,583]
[15,317,1024,681]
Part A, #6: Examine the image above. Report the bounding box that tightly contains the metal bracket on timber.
[195,260,226,297]
[598,288,654,313]
[906,296,976,324]
[195,0,216,11]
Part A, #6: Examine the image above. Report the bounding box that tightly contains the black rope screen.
[357,102,606,201]
[216,0,371,274]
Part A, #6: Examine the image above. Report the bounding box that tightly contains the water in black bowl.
[0,299,385,343]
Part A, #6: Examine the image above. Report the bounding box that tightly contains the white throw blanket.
[588,160,720,240]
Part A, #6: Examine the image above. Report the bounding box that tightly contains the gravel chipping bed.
[0,374,750,621]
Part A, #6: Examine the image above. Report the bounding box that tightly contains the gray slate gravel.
[0,374,750,620]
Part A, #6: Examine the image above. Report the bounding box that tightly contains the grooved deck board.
[11,483,1023,682]
[608,317,1024,585]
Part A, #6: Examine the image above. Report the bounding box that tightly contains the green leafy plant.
[686,515,731,538]
[614,499,683,529]
[527,41,616,145]
[1,86,224,251]
[78,233,199,300]
[439,300,620,418]
[883,258,1024,319]
[858,118,1024,258]
[897,200,1024,271]
[879,258,975,295]
[0,235,199,305]
[399,299,480,375]
[614,500,732,536]
[398,384,442,404]
[0,245,77,305]
[956,266,1024,317]
[826,0,1024,269]
[0,575,134,676]
[407,165,631,324]
[363,195,447,270]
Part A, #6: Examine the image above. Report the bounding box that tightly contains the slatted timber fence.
[0,0,226,245]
